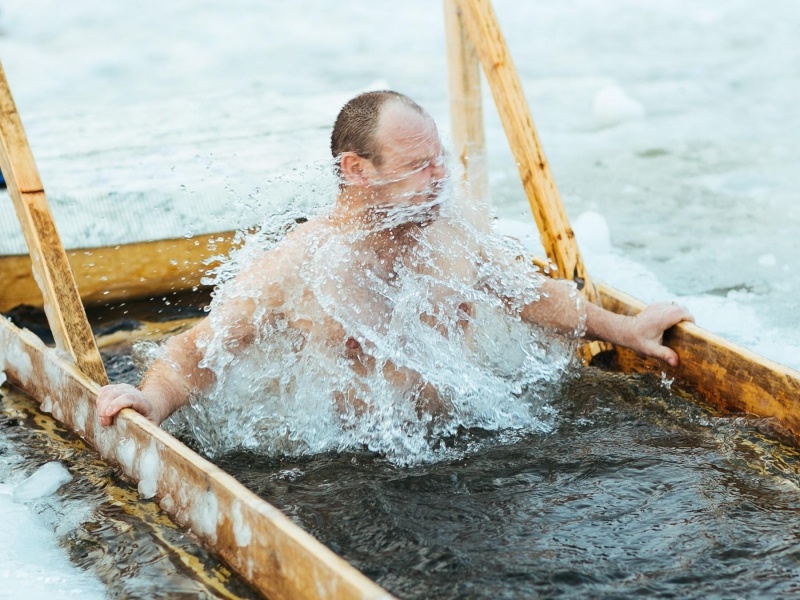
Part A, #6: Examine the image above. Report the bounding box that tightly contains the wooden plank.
[0,232,236,312]
[533,257,800,434]
[594,282,800,440]
[0,62,107,384]
[453,0,596,298]
[455,0,610,361]
[0,316,394,600]
[443,0,490,229]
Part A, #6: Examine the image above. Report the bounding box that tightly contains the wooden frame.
[446,0,800,431]
[0,63,106,384]
[0,232,236,312]
[1,2,799,598]
[0,318,391,599]
[0,61,393,599]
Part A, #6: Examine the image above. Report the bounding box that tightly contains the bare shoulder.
[247,218,317,261]
[423,217,476,255]
[231,217,333,288]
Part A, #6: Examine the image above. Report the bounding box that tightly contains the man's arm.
[520,277,693,366]
[96,294,258,426]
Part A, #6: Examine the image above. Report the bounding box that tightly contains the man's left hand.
[626,302,694,367]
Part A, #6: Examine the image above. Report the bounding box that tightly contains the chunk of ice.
[13,462,73,502]
[758,253,777,267]
[593,84,645,127]
[574,211,612,255]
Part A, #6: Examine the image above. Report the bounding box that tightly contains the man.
[97,91,692,430]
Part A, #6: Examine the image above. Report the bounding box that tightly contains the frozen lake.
[0,0,798,596]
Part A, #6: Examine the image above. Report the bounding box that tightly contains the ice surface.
[137,441,160,499]
[0,448,105,599]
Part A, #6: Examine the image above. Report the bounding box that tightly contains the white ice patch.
[40,395,54,415]
[573,211,613,255]
[758,253,777,268]
[12,462,72,502]
[137,441,161,499]
[115,437,137,473]
[593,83,645,128]
[6,343,33,385]
[191,490,220,543]
[74,400,89,435]
[231,500,252,547]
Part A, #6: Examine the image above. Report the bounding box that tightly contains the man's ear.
[339,152,370,187]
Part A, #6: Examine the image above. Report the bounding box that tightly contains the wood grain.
[595,283,800,440]
[0,232,236,312]
[0,317,393,600]
[0,62,107,384]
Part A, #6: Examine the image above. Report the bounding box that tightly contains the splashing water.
[155,167,585,465]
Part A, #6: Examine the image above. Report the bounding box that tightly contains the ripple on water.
[213,368,800,599]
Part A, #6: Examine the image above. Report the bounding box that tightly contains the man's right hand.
[96,383,158,426]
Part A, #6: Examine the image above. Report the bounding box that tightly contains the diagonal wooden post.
[450,0,598,301]
[446,0,610,360]
[0,62,108,384]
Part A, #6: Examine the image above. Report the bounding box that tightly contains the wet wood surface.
[0,316,393,600]
[596,282,800,442]
[0,62,107,384]
[0,232,236,313]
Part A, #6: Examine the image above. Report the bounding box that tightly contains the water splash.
[158,169,584,465]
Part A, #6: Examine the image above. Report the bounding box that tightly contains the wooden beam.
[594,282,800,440]
[0,317,393,600]
[443,0,490,229]
[453,0,610,361]
[0,62,107,384]
[453,0,596,299]
[0,232,236,313]
[532,256,800,432]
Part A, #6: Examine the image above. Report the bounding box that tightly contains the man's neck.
[331,191,424,256]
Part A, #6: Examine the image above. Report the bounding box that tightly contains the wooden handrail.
[448,0,598,301]
[0,62,107,384]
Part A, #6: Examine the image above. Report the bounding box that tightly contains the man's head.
[331,91,447,215]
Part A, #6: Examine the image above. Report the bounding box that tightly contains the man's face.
[365,104,447,219]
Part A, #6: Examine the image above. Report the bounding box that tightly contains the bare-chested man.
[96,91,693,428]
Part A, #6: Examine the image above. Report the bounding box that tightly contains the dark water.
[7,326,800,599]
[210,369,800,599]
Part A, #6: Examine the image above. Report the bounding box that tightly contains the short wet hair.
[330,90,425,168]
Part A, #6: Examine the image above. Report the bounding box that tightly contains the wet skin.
[96,100,693,427]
